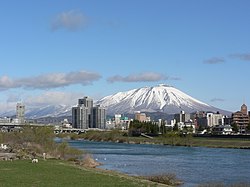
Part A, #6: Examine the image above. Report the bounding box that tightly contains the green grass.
[0,159,161,187]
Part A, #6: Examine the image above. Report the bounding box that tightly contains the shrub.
[80,154,100,168]
[145,173,182,186]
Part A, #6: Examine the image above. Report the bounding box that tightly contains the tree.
[182,125,188,134]
[173,123,179,132]
[247,122,250,132]
[198,125,205,132]
[231,122,239,133]
[129,120,160,136]
[184,133,193,147]
[167,131,180,146]
[160,121,167,135]
[57,141,68,159]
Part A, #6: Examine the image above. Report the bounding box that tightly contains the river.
[68,139,250,186]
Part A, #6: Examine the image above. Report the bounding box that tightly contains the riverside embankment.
[58,130,250,149]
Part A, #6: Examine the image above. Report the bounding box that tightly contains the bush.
[80,154,100,168]
[145,173,182,186]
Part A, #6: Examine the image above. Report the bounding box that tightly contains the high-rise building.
[78,97,93,108]
[72,97,106,129]
[174,111,190,123]
[72,106,89,129]
[91,105,106,129]
[16,103,25,124]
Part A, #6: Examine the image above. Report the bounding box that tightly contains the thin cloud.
[210,98,225,102]
[0,91,83,114]
[229,53,250,61]
[169,77,182,81]
[51,10,89,31]
[203,57,225,64]
[0,76,14,90]
[107,72,180,83]
[24,91,83,107]
[0,71,101,91]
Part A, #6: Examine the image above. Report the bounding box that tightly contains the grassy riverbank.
[60,130,250,149]
[0,127,181,186]
[0,159,168,187]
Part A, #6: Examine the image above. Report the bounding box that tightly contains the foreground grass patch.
[0,159,159,187]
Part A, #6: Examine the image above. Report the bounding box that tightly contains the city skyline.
[0,0,250,113]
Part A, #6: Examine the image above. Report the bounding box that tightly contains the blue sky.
[0,0,250,113]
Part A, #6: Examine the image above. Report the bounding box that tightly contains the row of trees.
[128,120,193,146]
[128,120,193,136]
[128,120,166,136]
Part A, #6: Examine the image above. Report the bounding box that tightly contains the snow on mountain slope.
[96,84,226,115]
[25,104,72,118]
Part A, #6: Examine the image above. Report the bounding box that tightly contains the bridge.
[54,128,86,134]
[0,124,23,132]
[54,128,106,134]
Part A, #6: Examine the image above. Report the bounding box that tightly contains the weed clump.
[145,173,183,186]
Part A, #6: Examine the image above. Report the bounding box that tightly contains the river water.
[68,140,250,186]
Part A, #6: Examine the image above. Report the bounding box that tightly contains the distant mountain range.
[0,105,71,119]
[0,84,230,119]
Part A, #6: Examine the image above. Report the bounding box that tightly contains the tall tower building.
[72,97,106,129]
[16,103,25,125]
[72,106,89,129]
[91,105,106,129]
[78,97,93,108]
[174,111,191,123]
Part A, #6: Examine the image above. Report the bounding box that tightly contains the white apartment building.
[206,113,223,127]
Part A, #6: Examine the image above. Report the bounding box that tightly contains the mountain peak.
[96,85,227,115]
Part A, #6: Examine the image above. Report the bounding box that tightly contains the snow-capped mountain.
[96,84,229,115]
[0,84,229,119]
[0,104,72,119]
[25,104,72,118]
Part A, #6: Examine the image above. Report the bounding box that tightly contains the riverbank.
[58,130,250,149]
[0,127,181,186]
[0,159,172,187]
[68,138,250,187]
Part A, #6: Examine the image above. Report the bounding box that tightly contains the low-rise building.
[212,125,233,135]
[178,121,195,133]
[134,111,150,122]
